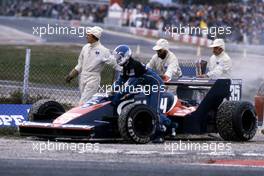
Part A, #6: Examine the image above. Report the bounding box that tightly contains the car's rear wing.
[165,77,242,101]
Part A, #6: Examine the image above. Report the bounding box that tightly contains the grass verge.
[0,127,19,136]
[0,45,115,87]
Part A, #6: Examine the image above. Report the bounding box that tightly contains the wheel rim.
[241,109,256,133]
[131,111,155,137]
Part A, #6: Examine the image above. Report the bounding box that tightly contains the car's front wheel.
[29,99,65,123]
[118,104,157,144]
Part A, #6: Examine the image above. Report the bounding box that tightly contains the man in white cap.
[198,38,232,78]
[66,26,119,104]
[147,39,182,82]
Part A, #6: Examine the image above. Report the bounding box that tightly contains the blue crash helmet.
[113,45,132,66]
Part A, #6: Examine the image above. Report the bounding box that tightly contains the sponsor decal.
[0,104,31,127]
[95,50,100,55]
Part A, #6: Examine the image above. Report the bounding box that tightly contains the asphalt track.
[1,158,264,176]
[0,17,206,57]
[0,17,152,46]
[0,134,264,176]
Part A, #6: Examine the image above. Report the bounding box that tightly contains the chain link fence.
[0,45,116,107]
[179,59,197,77]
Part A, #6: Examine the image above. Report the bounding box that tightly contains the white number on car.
[230,84,241,101]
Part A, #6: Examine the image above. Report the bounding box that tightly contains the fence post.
[22,48,31,104]
[243,33,248,59]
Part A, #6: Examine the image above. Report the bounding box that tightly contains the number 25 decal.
[230,84,241,101]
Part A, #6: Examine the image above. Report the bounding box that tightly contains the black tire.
[29,99,65,122]
[216,101,257,141]
[118,104,157,144]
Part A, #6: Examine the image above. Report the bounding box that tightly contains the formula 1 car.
[19,78,258,144]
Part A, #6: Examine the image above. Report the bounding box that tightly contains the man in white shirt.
[198,39,232,79]
[66,26,119,104]
[147,39,182,82]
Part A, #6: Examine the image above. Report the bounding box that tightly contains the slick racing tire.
[118,103,157,144]
[29,99,65,122]
[216,101,257,141]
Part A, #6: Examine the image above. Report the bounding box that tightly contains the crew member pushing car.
[147,39,182,82]
[198,38,232,79]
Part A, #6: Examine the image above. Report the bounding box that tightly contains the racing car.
[19,78,258,144]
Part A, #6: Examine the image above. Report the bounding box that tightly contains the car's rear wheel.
[29,99,65,123]
[118,104,157,144]
[216,101,257,141]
